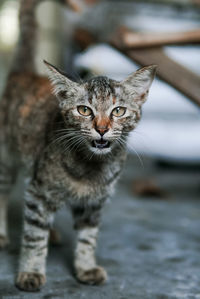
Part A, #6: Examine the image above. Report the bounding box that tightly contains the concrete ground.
[1,154,200,299]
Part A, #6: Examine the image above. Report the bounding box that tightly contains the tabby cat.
[0,0,156,292]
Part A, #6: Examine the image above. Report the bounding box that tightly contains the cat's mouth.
[92,139,110,149]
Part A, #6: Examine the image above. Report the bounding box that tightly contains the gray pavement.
[1,155,200,299]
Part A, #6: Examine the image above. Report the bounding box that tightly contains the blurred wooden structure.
[115,27,200,49]
[111,27,200,107]
[66,0,99,12]
[74,26,200,107]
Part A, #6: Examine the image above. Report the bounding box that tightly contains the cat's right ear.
[44,60,82,103]
[120,65,157,106]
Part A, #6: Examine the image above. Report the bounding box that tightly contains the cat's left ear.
[121,65,157,105]
[44,60,83,104]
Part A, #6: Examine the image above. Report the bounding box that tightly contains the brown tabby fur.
[0,0,156,292]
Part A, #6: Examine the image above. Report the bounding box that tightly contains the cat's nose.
[95,127,109,136]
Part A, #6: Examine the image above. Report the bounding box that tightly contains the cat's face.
[45,61,156,155]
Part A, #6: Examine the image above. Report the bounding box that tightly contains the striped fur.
[0,0,156,292]
[75,227,107,285]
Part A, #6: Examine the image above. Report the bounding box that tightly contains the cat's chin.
[89,147,112,155]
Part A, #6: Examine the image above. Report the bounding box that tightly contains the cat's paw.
[15,272,46,292]
[0,235,9,249]
[76,266,107,285]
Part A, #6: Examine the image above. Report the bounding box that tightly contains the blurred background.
[0,0,200,164]
[1,1,200,298]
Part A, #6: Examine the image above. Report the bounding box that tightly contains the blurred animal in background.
[0,0,156,292]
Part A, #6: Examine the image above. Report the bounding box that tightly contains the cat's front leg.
[72,205,107,285]
[16,187,54,292]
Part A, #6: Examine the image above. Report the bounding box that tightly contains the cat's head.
[44,61,156,155]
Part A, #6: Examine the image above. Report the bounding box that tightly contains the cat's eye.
[77,106,93,117]
[111,107,126,117]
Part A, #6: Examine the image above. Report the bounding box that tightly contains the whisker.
[62,135,85,154]
[118,136,144,168]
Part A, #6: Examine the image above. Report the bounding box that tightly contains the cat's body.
[0,0,156,292]
[0,71,126,203]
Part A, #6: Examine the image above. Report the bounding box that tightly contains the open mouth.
[92,139,110,149]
